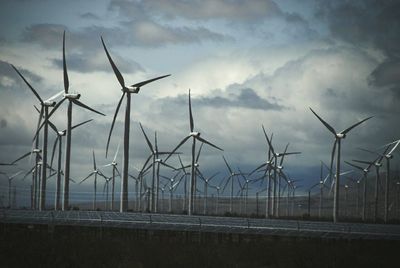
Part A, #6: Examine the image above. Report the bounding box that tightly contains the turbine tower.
[101,37,170,212]
[309,107,372,223]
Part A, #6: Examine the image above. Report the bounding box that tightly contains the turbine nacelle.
[190,132,200,137]
[374,162,383,167]
[155,159,162,163]
[32,148,42,153]
[58,130,66,136]
[123,86,140,94]
[385,154,394,159]
[64,93,81,99]
[43,100,56,107]
[336,133,346,139]
[194,163,199,167]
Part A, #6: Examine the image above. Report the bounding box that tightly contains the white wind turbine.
[101,36,170,212]
[48,119,93,210]
[79,151,107,210]
[309,107,372,222]
[359,140,400,222]
[165,89,223,215]
[11,65,64,211]
[45,31,106,211]
[102,143,121,211]
[0,171,23,208]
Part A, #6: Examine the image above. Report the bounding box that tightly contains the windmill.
[198,171,219,215]
[259,126,301,217]
[0,171,23,208]
[139,123,178,212]
[353,146,391,222]
[79,151,107,210]
[209,177,226,215]
[101,37,170,212]
[48,119,93,210]
[165,89,223,215]
[345,159,375,221]
[102,144,121,211]
[250,128,274,218]
[221,155,245,214]
[359,140,400,222]
[45,32,106,211]
[11,65,64,211]
[309,107,372,222]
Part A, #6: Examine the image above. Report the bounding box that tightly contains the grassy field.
[1,223,399,268]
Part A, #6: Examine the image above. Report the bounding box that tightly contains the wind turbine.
[102,176,112,210]
[102,144,121,211]
[0,171,23,208]
[44,31,106,211]
[221,156,244,214]
[139,123,178,212]
[260,126,301,217]
[309,107,372,222]
[165,89,223,215]
[101,37,170,212]
[345,160,375,221]
[48,119,93,210]
[359,140,400,223]
[209,177,226,215]
[11,64,64,211]
[79,150,107,210]
[250,128,274,218]
[198,171,219,215]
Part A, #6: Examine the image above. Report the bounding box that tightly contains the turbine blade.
[329,139,337,182]
[92,150,96,170]
[113,142,120,163]
[131,74,171,88]
[262,125,275,155]
[249,163,267,176]
[196,136,223,151]
[189,89,194,132]
[139,122,154,154]
[10,64,43,104]
[72,99,105,116]
[47,120,58,134]
[11,152,31,165]
[279,143,290,166]
[196,142,204,163]
[50,136,60,168]
[178,155,187,174]
[100,36,125,88]
[208,172,219,182]
[344,161,364,171]
[159,161,176,170]
[222,176,231,193]
[63,31,69,93]
[165,135,191,162]
[353,159,374,165]
[105,92,125,157]
[340,116,373,135]
[47,97,66,120]
[388,140,400,155]
[309,107,336,135]
[222,155,233,174]
[71,119,93,130]
[79,173,94,184]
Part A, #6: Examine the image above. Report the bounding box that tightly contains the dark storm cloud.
[126,19,233,46]
[162,88,285,111]
[80,12,101,20]
[110,0,283,21]
[51,51,144,74]
[0,59,42,87]
[316,0,400,95]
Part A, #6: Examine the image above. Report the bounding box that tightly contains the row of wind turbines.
[1,31,399,224]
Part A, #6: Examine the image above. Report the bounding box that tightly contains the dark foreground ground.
[1,223,399,268]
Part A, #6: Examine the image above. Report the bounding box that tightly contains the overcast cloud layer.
[0,0,399,207]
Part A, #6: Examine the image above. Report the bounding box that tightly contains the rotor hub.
[64,93,81,100]
[190,131,200,137]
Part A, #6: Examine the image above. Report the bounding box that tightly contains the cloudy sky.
[1,0,399,206]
